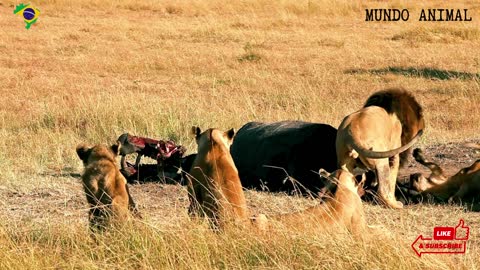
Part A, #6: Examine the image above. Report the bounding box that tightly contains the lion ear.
[356,174,366,197]
[319,168,340,185]
[319,168,331,179]
[191,126,201,138]
[111,142,121,156]
[225,128,235,141]
[76,143,92,162]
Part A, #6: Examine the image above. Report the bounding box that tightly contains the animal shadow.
[345,66,480,81]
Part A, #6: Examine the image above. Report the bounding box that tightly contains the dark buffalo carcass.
[117,133,187,184]
[230,121,338,196]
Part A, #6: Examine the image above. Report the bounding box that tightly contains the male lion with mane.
[187,126,249,230]
[336,88,425,209]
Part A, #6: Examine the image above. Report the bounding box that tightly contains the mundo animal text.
[365,9,472,22]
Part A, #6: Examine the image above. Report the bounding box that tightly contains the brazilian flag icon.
[14,3,40,29]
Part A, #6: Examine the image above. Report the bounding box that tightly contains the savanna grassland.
[0,0,479,269]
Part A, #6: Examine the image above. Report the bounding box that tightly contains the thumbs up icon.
[455,219,469,240]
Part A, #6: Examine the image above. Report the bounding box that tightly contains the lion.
[252,169,366,237]
[409,148,448,192]
[336,88,425,209]
[76,142,141,231]
[409,148,480,210]
[186,126,248,230]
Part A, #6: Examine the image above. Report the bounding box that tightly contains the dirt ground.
[1,140,479,246]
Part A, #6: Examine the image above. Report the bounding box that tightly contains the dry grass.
[0,0,479,268]
[0,217,475,269]
[392,26,480,43]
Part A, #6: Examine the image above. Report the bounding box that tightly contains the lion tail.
[350,129,424,159]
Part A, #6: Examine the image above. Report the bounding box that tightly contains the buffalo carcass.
[230,121,338,196]
[117,133,187,184]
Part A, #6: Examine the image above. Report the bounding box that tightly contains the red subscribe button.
[433,227,455,240]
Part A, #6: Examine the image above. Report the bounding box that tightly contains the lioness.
[252,169,366,237]
[409,148,480,210]
[409,148,447,191]
[187,126,248,230]
[76,143,141,231]
[336,88,424,209]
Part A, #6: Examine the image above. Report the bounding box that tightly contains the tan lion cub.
[187,126,248,230]
[76,142,140,231]
[252,169,366,237]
